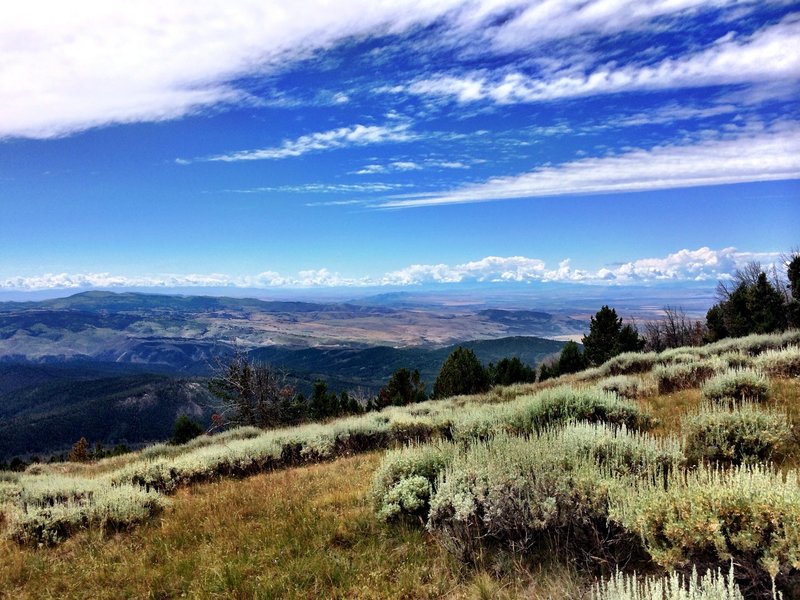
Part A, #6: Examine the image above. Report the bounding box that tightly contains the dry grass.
[0,450,602,599]
[1,452,456,599]
[2,451,588,599]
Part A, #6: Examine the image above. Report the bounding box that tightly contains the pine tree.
[432,347,489,399]
[557,341,587,374]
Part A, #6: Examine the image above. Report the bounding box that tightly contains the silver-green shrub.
[599,375,653,399]
[424,424,681,561]
[592,565,750,600]
[4,474,165,545]
[610,464,800,584]
[701,368,771,403]
[653,360,721,394]
[604,352,660,376]
[372,441,457,522]
[683,402,792,465]
[754,345,800,378]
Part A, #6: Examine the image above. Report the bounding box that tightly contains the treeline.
[0,348,543,468]
[0,439,132,472]
[541,251,800,379]
[202,349,540,435]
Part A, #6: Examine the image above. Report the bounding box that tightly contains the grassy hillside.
[0,336,563,460]
[1,330,799,598]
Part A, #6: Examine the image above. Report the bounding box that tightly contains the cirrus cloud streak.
[378,122,800,208]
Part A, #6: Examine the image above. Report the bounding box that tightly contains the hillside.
[1,330,799,598]
[0,334,564,460]
[0,372,219,459]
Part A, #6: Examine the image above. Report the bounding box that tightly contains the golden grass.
[1,452,454,599]
[0,449,596,599]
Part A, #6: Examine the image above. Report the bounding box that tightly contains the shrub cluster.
[604,352,660,376]
[2,474,165,545]
[683,402,792,465]
[653,360,720,394]
[2,384,646,545]
[754,345,800,378]
[449,385,649,442]
[609,464,800,593]
[598,375,653,399]
[375,424,681,564]
[374,421,800,595]
[701,368,771,403]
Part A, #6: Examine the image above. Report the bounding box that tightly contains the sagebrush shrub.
[754,345,800,378]
[701,368,771,403]
[653,361,719,394]
[592,565,748,600]
[422,425,681,563]
[604,352,660,376]
[598,375,652,399]
[371,441,456,522]
[4,475,166,545]
[609,464,800,590]
[683,402,792,465]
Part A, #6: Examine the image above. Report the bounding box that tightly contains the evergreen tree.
[618,323,645,353]
[557,341,587,374]
[309,380,338,420]
[171,414,204,445]
[705,304,728,342]
[378,368,427,407]
[538,361,557,382]
[785,253,800,328]
[488,357,536,386]
[748,272,786,333]
[581,306,641,366]
[788,254,800,301]
[432,347,489,399]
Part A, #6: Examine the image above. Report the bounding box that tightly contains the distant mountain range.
[0,291,575,459]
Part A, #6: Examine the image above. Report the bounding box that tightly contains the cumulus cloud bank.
[0,247,779,291]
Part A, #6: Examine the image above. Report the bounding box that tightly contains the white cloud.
[1,1,779,138]
[380,256,548,285]
[482,0,748,52]
[0,1,474,139]
[2,247,777,290]
[391,161,422,171]
[378,121,800,208]
[607,103,741,128]
[403,16,800,104]
[226,182,408,193]
[202,122,415,162]
[354,157,471,175]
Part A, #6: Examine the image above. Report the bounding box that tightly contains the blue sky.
[0,1,798,295]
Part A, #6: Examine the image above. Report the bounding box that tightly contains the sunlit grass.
[0,453,464,599]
